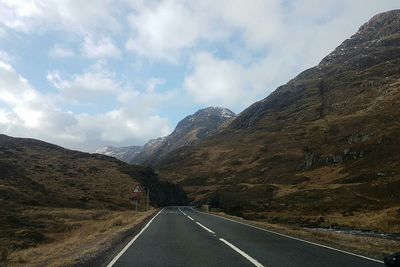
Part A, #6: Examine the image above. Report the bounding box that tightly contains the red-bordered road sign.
[132,183,143,197]
[133,185,142,193]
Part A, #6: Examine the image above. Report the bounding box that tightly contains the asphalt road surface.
[108,206,384,267]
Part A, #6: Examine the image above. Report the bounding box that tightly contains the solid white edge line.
[195,221,216,234]
[107,208,164,267]
[219,238,264,267]
[187,215,195,221]
[191,208,384,264]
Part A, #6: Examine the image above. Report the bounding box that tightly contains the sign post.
[146,188,149,211]
[132,184,143,212]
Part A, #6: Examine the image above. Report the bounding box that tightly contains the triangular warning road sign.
[133,185,142,193]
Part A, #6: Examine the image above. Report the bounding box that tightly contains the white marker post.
[146,188,149,211]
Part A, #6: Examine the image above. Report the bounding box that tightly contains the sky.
[0,0,399,152]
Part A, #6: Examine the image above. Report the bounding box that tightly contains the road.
[108,206,384,267]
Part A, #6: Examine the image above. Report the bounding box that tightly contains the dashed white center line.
[195,221,216,234]
[178,208,188,216]
[178,208,265,266]
[219,238,265,267]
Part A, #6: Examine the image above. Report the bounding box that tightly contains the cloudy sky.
[0,0,398,151]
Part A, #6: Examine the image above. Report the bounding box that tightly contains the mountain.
[95,145,143,163]
[131,106,235,165]
[95,107,235,165]
[130,136,166,164]
[155,10,400,233]
[0,134,187,252]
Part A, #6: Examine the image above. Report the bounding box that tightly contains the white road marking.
[195,221,216,234]
[179,207,196,222]
[219,238,264,267]
[191,208,384,264]
[178,207,187,216]
[107,208,164,267]
[183,207,264,265]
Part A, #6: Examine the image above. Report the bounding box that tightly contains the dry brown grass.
[322,207,400,233]
[5,208,155,267]
[296,166,347,184]
[210,211,400,260]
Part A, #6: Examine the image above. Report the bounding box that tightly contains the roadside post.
[132,183,143,211]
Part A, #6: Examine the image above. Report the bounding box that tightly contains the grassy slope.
[0,134,186,265]
[156,10,400,234]
[3,208,155,266]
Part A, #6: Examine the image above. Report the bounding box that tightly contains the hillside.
[0,134,187,258]
[156,10,400,233]
[131,106,235,165]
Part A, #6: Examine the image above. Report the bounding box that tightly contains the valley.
[1,7,400,267]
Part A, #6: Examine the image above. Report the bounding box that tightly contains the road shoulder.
[202,210,398,261]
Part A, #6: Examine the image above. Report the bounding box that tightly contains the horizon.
[0,1,399,152]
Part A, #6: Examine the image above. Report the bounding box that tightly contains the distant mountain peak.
[95,145,143,163]
[356,9,400,37]
[195,106,235,118]
[131,106,236,165]
[319,9,400,68]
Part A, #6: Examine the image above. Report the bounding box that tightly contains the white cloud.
[146,78,164,93]
[77,109,171,145]
[49,44,74,59]
[0,0,122,34]
[47,65,120,104]
[124,0,285,60]
[0,60,79,142]
[0,50,13,63]
[0,26,7,38]
[185,52,256,109]
[82,36,121,59]
[207,0,284,49]
[0,60,173,151]
[125,0,227,61]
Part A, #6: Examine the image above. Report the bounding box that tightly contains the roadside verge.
[78,209,158,267]
[202,210,398,261]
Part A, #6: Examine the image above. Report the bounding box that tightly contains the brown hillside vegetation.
[157,10,400,234]
[0,134,186,265]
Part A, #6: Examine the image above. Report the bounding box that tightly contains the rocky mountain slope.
[156,10,400,234]
[95,145,143,163]
[130,106,235,165]
[129,136,166,164]
[0,134,187,253]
